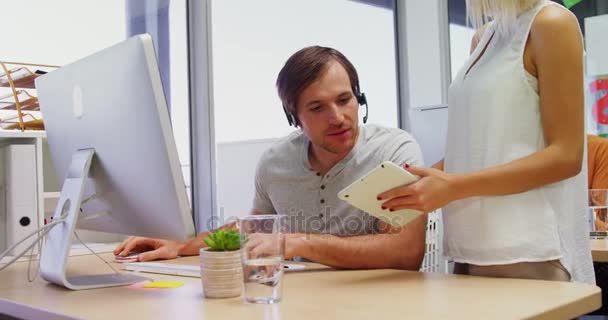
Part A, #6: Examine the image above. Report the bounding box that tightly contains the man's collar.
[300,125,365,176]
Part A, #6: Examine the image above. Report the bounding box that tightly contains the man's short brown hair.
[276,46,360,126]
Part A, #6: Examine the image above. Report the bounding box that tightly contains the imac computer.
[35,34,195,290]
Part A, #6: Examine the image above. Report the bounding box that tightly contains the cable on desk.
[73,231,120,275]
[26,224,42,282]
[1,198,119,280]
[0,216,67,272]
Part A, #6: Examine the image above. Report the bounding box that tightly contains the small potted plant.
[200,229,243,298]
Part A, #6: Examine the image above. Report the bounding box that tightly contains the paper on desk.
[143,281,185,289]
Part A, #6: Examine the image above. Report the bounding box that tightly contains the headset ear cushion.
[357,93,367,106]
[289,113,299,127]
[283,104,296,127]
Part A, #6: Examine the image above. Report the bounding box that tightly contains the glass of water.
[590,189,608,234]
[238,215,286,304]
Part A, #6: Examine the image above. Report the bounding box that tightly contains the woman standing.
[379,0,594,283]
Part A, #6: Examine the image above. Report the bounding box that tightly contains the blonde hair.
[466,0,541,36]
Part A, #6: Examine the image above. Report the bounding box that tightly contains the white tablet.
[338,161,423,227]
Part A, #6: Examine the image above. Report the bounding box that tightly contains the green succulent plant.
[203,229,241,251]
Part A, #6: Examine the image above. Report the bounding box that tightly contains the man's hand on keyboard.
[114,237,186,262]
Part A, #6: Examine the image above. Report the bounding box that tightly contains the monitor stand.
[40,149,149,290]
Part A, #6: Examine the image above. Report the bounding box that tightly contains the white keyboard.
[123,262,200,278]
[123,261,307,278]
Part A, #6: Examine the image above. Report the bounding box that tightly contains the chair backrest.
[419,210,447,273]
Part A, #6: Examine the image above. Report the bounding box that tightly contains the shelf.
[0,61,59,131]
[0,73,38,89]
[0,130,45,139]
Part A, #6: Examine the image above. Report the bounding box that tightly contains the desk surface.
[591,238,608,262]
[0,253,601,320]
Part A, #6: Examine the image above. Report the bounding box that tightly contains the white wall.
[401,0,447,109]
[409,105,448,166]
[215,139,277,226]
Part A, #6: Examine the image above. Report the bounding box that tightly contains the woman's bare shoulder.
[531,4,579,38]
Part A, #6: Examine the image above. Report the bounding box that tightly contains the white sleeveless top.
[444,0,594,283]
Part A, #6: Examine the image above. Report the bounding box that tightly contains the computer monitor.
[35,34,195,290]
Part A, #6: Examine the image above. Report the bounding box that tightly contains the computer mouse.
[114,252,140,263]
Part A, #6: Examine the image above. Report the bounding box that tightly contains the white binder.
[0,147,5,252]
[4,144,39,256]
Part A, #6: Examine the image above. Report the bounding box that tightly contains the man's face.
[295,60,359,156]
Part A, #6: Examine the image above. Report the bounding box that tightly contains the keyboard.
[122,261,307,278]
[123,262,200,277]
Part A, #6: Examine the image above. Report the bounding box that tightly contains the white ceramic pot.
[199,248,243,298]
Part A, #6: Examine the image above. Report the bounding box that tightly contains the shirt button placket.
[319,174,326,218]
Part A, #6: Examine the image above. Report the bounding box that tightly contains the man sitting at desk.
[115,46,427,270]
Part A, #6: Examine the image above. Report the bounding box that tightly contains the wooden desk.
[0,253,601,320]
[591,238,608,262]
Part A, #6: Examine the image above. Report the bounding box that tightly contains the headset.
[283,81,368,127]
